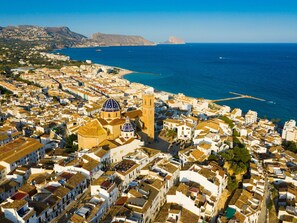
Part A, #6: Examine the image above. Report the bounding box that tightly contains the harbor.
[211,92,266,103]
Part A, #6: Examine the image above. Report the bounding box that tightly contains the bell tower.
[142,88,155,141]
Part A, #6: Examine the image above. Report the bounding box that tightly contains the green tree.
[233,129,240,137]
[233,146,250,163]
[233,137,245,148]
[208,154,219,162]
[64,134,78,153]
[282,141,297,153]
[220,149,234,161]
[271,118,281,124]
[65,134,78,148]
[227,176,238,192]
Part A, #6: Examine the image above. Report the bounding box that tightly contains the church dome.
[121,117,134,132]
[101,98,121,112]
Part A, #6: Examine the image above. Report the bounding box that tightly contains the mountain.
[163,36,185,44]
[0,25,87,49]
[0,25,155,49]
[91,32,155,46]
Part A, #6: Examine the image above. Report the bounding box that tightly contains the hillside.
[0,25,87,49]
[91,32,155,46]
[0,25,155,48]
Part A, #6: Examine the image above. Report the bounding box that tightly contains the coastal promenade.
[211,92,266,103]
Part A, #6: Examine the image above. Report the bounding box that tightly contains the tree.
[233,146,250,163]
[271,118,281,124]
[65,145,78,153]
[65,134,78,148]
[233,137,245,148]
[220,149,234,161]
[208,154,219,162]
[227,176,238,192]
[282,141,297,153]
[233,129,240,137]
[219,144,250,176]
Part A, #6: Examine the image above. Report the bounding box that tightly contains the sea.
[59,43,297,123]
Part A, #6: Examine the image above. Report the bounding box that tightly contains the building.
[142,89,155,141]
[91,176,119,208]
[121,117,135,140]
[78,94,155,150]
[245,110,258,125]
[282,120,297,142]
[0,138,45,173]
[70,196,108,223]
[77,119,108,150]
[1,199,37,223]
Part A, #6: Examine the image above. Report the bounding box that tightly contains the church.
[78,90,155,150]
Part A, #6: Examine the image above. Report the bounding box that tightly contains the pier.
[211,92,265,103]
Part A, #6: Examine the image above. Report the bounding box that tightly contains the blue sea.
[59,44,297,123]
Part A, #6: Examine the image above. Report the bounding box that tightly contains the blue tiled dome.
[121,117,134,132]
[102,98,121,112]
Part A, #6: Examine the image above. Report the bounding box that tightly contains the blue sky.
[1,0,297,42]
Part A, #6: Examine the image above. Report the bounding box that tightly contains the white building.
[282,120,297,142]
[0,137,45,173]
[230,108,242,120]
[1,199,37,223]
[176,121,195,140]
[91,177,119,208]
[245,110,258,125]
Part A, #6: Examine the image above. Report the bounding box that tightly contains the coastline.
[115,67,135,78]
[58,45,296,123]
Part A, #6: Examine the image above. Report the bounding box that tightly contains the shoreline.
[57,48,292,123]
[98,62,283,123]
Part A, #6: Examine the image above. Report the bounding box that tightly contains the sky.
[1,0,297,43]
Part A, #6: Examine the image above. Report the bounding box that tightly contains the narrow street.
[258,177,269,223]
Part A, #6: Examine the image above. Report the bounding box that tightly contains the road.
[258,177,269,223]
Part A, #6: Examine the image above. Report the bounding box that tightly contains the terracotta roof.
[18,184,37,196]
[128,189,143,198]
[0,137,43,164]
[108,118,126,126]
[11,191,28,200]
[98,139,121,150]
[66,172,86,189]
[163,119,182,124]
[177,183,189,195]
[94,148,109,158]
[123,109,142,119]
[53,186,70,198]
[78,119,107,137]
[190,149,206,161]
[82,155,99,171]
[2,199,27,209]
[98,118,108,126]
